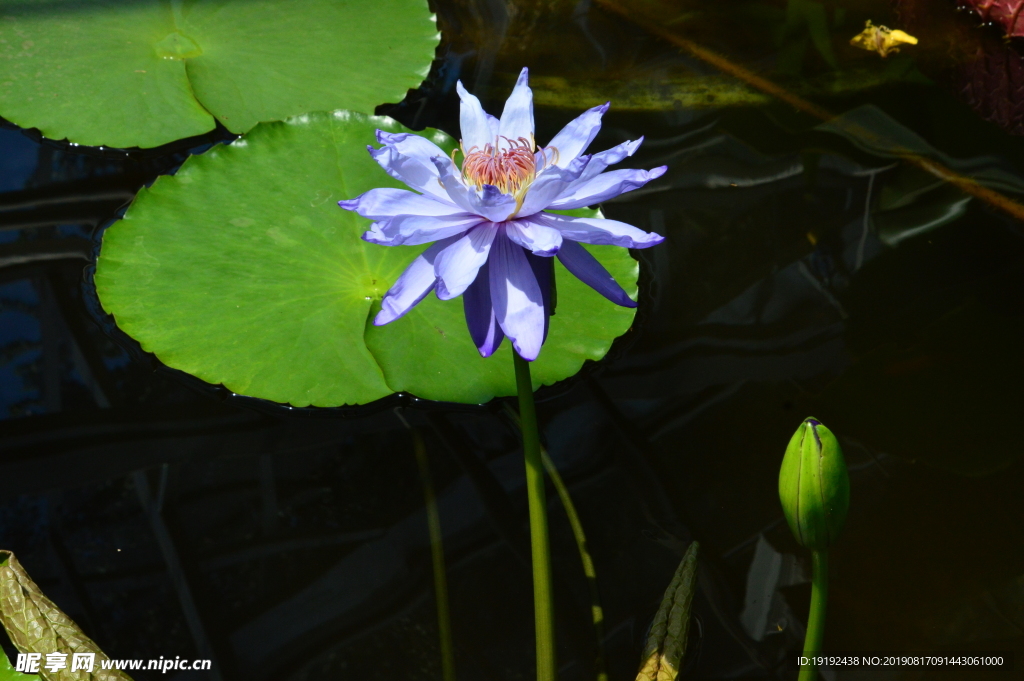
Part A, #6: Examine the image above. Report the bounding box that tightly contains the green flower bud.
[778,417,850,551]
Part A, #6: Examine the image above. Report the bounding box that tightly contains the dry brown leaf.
[0,551,132,681]
[636,541,699,681]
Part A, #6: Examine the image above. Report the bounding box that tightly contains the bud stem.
[799,549,829,681]
[514,351,556,681]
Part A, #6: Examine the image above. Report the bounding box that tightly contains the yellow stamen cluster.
[459,136,536,195]
[455,135,559,218]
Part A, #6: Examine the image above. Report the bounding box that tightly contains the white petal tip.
[362,232,389,245]
[638,234,666,248]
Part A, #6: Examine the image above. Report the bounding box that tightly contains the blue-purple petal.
[547,166,668,210]
[340,187,465,220]
[374,236,460,325]
[456,80,495,151]
[574,137,644,184]
[485,114,500,139]
[524,250,555,343]
[368,137,455,203]
[463,260,505,357]
[506,218,563,256]
[489,230,546,361]
[363,213,484,247]
[434,223,499,300]
[544,102,609,167]
[497,68,534,149]
[534,212,664,249]
[516,154,590,217]
[556,240,636,308]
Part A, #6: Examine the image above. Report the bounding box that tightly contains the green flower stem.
[411,428,456,681]
[503,403,607,681]
[513,351,556,681]
[799,549,829,681]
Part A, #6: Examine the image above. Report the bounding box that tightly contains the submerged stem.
[411,428,456,681]
[799,549,829,681]
[513,351,556,681]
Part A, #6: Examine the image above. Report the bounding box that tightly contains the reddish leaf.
[897,0,1024,135]
[958,42,1024,135]
[963,0,1024,38]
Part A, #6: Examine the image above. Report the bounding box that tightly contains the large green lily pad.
[95,110,640,407]
[0,0,437,148]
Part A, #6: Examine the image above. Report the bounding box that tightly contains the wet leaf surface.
[0,0,437,148]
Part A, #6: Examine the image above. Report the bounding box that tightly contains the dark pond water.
[2,0,1024,679]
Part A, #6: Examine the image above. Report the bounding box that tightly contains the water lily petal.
[363,213,484,246]
[544,102,609,167]
[534,212,664,248]
[556,240,636,307]
[457,80,495,151]
[525,250,554,343]
[489,230,546,360]
[516,155,590,217]
[434,223,499,300]
[433,158,518,222]
[506,217,563,256]
[486,114,500,139]
[339,187,466,220]
[541,138,644,205]
[547,166,667,210]
[463,260,505,357]
[369,133,456,202]
[374,236,461,325]
[576,137,643,183]
[497,68,534,150]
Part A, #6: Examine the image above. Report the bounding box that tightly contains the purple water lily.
[339,68,666,361]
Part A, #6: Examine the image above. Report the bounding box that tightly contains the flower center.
[459,136,537,196]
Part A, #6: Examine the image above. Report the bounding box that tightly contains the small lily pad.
[0,648,37,681]
[0,0,438,148]
[95,110,639,407]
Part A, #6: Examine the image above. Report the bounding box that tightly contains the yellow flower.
[850,20,918,58]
